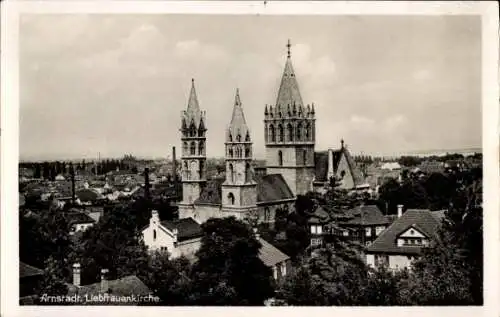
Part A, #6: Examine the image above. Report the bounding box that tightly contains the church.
[177,41,365,225]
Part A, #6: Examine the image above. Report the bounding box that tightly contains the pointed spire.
[185,78,202,126]
[228,88,250,142]
[341,139,345,149]
[275,40,303,110]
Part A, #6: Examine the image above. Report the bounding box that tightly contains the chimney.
[327,149,334,180]
[172,146,177,183]
[72,263,81,287]
[70,163,76,206]
[253,227,260,240]
[144,168,150,201]
[397,204,404,218]
[151,209,160,224]
[100,268,109,293]
[172,228,178,243]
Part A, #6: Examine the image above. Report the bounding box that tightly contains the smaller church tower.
[221,89,258,218]
[179,79,207,217]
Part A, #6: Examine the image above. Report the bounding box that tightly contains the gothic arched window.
[227,192,235,205]
[229,163,234,183]
[198,140,205,155]
[245,162,251,183]
[269,124,276,142]
[278,151,283,166]
[303,150,307,165]
[278,124,284,142]
[245,147,250,158]
[153,229,157,240]
[305,123,311,140]
[236,134,241,142]
[287,124,293,142]
[184,161,189,178]
[228,147,233,158]
[190,141,196,155]
[229,133,233,142]
[183,142,188,154]
[296,122,302,141]
[245,132,250,142]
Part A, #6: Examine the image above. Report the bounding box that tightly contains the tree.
[190,217,274,305]
[141,251,193,305]
[400,171,483,305]
[362,266,406,305]
[39,256,69,303]
[70,203,150,285]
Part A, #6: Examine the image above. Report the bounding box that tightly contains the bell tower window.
[227,192,235,205]
[278,151,283,166]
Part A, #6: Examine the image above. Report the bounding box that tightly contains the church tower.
[179,79,207,216]
[221,89,258,218]
[264,40,316,195]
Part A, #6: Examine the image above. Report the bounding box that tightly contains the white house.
[66,212,96,235]
[365,205,445,270]
[142,211,291,281]
[141,211,203,260]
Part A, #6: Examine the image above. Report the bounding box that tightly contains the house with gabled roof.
[365,205,446,270]
[142,210,204,260]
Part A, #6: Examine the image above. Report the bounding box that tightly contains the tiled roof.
[67,275,151,298]
[308,206,330,224]
[195,174,294,206]
[258,238,290,267]
[20,262,43,278]
[367,209,446,255]
[256,174,294,203]
[76,189,100,202]
[339,205,390,226]
[65,212,96,226]
[160,218,203,242]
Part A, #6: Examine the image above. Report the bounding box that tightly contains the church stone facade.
[178,41,364,225]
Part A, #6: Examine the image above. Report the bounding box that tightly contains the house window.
[317,226,323,235]
[365,227,371,237]
[153,229,157,241]
[227,192,235,205]
[375,226,386,236]
[311,238,322,247]
[278,151,283,166]
[281,262,287,277]
[273,266,278,280]
[311,226,316,234]
[264,207,270,222]
[342,230,349,237]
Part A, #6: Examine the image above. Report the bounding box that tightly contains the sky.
[19,14,482,161]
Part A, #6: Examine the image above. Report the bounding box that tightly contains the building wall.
[389,255,413,270]
[175,238,202,259]
[295,167,315,195]
[142,224,176,252]
[181,182,203,205]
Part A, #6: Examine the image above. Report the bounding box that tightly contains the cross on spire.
[287,39,291,58]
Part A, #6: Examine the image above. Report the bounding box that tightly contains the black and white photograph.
[1,0,498,314]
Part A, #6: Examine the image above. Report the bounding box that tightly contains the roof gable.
[258,238,290,267]
[367,209,445,255]
[160,217,203,241]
